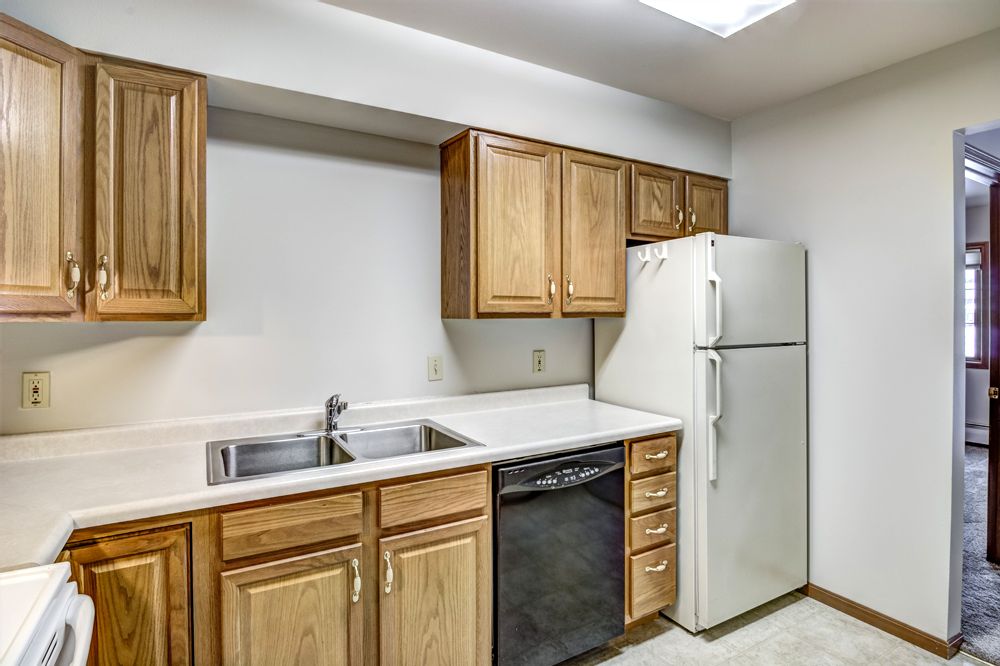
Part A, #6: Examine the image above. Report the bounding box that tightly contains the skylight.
[638,0,797,38]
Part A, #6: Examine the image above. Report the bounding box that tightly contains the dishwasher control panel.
[533,465,604,487]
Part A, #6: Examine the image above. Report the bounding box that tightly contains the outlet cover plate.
[532,350,546,374]
[22,372,50,409]
[427,355,444,381]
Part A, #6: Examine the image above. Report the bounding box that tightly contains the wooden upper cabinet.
[476,133,560,315]
[0,15,83,318]
[221,544,364,666]
[686,174,728,236]
[63,526,192,666]
[561,150,626,314]
[92,60,206,320]
[630,163,684,240]
[379,516,490,665]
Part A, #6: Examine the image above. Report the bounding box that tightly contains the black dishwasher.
[493,444,625,666]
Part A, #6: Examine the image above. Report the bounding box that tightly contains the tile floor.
[564,593,992,665]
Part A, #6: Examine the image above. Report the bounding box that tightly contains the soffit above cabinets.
[324,0,1000,119]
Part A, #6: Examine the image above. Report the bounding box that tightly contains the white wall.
[0,0,731,177]
[966,204,990,440]
[0,110,594,434]
[731,29,1000,641]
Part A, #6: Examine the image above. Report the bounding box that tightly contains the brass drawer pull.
[547,274,556,304]
[351,558,361,603]
[644,451,669,460]
[645,524,668,535]
[97,254,111,300]
[674,205,684,230]
[645,560,669,573]
[688,208,697,232]
[65,252,80,298]
[645,488,669,499]
[565,275,574,304]
[384,551,394,594]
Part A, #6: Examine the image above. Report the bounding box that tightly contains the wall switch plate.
[427,355,444,381]
[21,372,50,409]
[532,350,546,374]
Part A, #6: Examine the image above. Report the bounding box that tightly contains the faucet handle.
[326,394,348,430]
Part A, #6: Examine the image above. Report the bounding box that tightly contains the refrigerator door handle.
[708,270,723,346]
[707,350,723,482]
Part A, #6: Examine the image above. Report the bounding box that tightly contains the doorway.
[961,129,1000,664]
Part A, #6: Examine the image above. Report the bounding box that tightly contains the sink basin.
[207,434,355,484]
[336,423,475,459]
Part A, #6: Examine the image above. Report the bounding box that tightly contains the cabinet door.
[561,150,626,315]
[630,163,684,240]
[476,133,560,315]
[0,16,83,317]
[379,515,490,665]
[93,61,205,320]
[686,174,728,236]
[221,544,363,666]
[63,526,192,666]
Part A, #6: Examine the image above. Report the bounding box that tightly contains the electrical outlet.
[21,372,50,409]
[427,355,444,382]
[532,350,546,374]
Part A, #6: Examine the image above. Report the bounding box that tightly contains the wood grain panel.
[0,15,83,317]
[629,472,677,514]
[94,61,205,320]
[64,526,191,666]
[221,544,363,666]
[629,507,676,553]
[378,469,488,530]
[440,131,475,318]
[686,174,728,236]
[630,163,684,240]
[630,434,678,476]
[561,150,626,314]
[476,133,560,315]
[379,516,490,666]
[221,492,363,561]
[629,544,676,619]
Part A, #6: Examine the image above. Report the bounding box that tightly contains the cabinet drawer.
[629,472,676,514]
[379,470,488,530]
[629,507,676,552]
[630,435,677,476]
[221,492,363,561]
[629,543,677,619]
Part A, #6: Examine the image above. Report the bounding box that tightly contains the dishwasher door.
[493,444,625,666]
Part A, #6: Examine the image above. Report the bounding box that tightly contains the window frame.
[966,241,990,370]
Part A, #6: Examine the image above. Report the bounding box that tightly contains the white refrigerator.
[595,233,807,632]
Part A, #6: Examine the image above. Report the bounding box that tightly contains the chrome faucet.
[326,394,349,432]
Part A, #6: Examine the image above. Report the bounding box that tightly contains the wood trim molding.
[802,584,962,659]
[967,144,1000,183]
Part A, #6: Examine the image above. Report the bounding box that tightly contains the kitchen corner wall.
[0,109,595,434]
[731,28,1000,643]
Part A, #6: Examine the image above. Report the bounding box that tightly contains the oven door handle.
[65,593,95,666]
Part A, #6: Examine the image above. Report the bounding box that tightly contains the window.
[966,242,989,369]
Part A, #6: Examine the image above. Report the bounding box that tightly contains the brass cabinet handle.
[565,275,574,304]
[351,558,361,603]
[645,560,669,573]
[644,451,669,460]
[674,205,684,230]
[384,551,394,594]
[645,488,669,498]
[645,524,668,535]
[65,251,80,298]
[547,274,556,304]
[97,254,111,301]
[688,207,697,232]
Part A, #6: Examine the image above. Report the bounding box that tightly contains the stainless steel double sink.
[206,421,482,485]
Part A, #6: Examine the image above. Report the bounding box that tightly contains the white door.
[694,234,806,348]
[694,344,807,629]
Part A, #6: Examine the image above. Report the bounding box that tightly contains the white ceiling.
[324,0,1000,119]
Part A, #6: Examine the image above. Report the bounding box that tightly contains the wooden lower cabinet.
[378,515,491,666]
[62,526,192,666]
[221,544,363,666]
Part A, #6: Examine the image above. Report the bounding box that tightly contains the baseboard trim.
[802,584,963,659]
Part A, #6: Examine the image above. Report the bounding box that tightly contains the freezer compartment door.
[694,234,806,348]
[694,345,807,629]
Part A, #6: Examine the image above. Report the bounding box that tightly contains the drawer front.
[221,492,363,561]
[629,472,677,514]
[629,507,676,552]
[630,543,677,619]
[630,435,677,476]
[379,469,488,530]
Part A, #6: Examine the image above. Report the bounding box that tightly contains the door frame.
[967,143,1000,562]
